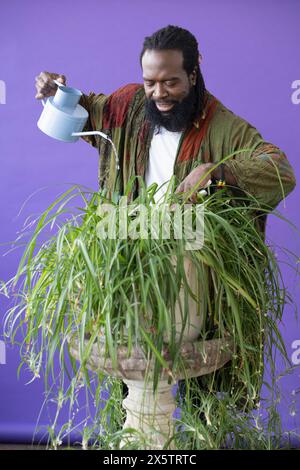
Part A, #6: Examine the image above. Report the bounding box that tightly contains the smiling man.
[35,24,295,209]
[143,48,198,129]
[141,46,206,202]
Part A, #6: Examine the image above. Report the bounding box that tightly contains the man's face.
[142,49,197,131]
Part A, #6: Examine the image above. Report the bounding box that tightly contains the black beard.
[144,87,197,132]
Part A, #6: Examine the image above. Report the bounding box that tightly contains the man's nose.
[152,83,168,100]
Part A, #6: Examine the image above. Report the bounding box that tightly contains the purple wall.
[0,0,299,443]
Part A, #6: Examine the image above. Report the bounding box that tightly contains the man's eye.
[165,81,176,87]
[145,81,154,87]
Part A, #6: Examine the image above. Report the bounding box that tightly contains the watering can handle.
[41,79,65,107]
[53,79,65,88]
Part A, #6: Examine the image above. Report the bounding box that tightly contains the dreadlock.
[140,25,206,121]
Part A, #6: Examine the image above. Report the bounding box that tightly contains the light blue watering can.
[37,80,119,167]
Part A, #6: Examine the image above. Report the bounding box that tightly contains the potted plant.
[1,170,294,450]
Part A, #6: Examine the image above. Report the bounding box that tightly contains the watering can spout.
[71,130,109,141]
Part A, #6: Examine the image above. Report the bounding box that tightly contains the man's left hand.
[175,163,214,202]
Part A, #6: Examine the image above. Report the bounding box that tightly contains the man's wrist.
[211,163,225,182]
[211,163,237,187]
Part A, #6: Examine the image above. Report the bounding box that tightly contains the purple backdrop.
[0,0,299,443]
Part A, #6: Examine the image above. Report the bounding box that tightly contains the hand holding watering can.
[35,71,67,99]
[35,72,119,166]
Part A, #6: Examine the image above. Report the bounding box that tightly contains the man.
[35,25,296,410]
[35,25,295,213]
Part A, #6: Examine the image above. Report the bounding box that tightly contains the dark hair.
[140,25,206,121]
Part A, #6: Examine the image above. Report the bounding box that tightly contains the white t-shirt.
[145,126,182,202]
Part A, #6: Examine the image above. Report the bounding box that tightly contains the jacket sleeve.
[222,114,296,210]
[79,83,143,148]
[79,92,109,147]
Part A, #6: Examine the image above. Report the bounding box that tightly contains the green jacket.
[80,83,296,210]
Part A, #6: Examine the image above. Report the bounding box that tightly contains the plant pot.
[69,256,233,449]
[69,335,233,449]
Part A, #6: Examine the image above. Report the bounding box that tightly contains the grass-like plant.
[1,172,296,449]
